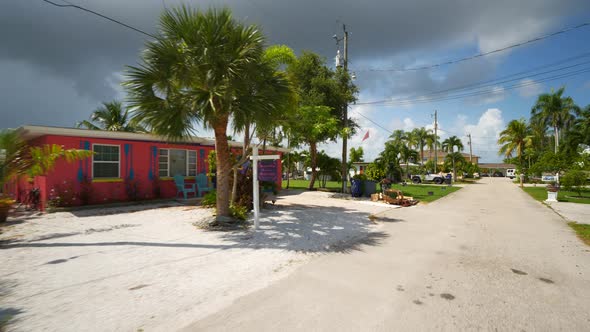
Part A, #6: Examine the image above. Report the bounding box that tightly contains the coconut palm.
[124,7,293,221]
[498,119,530,187]
[77,100,147,133]
[399,144,419,179]
[442,135,464,182]
[425,132,440,167]
[411,127,431,165]
[531,87,580,153]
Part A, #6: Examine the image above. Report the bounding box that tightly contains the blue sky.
[1,0,589,163]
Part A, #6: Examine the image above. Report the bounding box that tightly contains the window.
[158,149,197,177]
[93,144,120,178]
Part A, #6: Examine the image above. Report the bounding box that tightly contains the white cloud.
[460,108,506,163]
[517,79,543,97]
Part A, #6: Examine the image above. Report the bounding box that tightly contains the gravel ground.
[0,192,398,332]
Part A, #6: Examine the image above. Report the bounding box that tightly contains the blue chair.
[173,175,196,199]
[195,173,214,197]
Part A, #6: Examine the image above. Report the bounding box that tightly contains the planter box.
[545,191,558,202]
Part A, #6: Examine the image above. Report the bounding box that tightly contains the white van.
[506,169,516,179]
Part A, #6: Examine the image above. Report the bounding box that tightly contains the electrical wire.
[356,52,590,105]
[357,21,590,72]
[354,66,590,107]
[40,0,156,38]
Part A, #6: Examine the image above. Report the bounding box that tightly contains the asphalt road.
[183,177,590,331]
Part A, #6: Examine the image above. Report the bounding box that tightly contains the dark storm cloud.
[1,0,589,127]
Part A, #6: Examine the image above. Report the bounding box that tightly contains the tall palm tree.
[124,7,292,221]
[399,144,419,179]
[411,127,431,165]
[442,135,464,182]
[77,100,147,133]
[498,119,530,187]
[531,87,580,153]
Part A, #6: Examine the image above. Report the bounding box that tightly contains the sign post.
[250,147,280,230]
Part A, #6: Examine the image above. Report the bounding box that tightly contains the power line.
[351,109,393,134]
[358,21,590,72]
[40,0,156,38]
[356,52,590,105]
[354,66,590,107]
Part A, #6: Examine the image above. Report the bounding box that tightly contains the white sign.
[250,148,280,230]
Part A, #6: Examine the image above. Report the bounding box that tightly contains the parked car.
[506,169,516,179]
[411,173,445,184]
[492,171,504,177]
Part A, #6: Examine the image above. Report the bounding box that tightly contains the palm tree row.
[498,86,590,184]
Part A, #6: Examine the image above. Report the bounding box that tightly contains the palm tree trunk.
[554,126,559,153]
[420,146,424,166]
[309,142,318,190]
[213,116,231,220]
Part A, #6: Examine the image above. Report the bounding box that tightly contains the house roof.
[478,163,516,169]
[15,125,290,153]
[426,151,479,159]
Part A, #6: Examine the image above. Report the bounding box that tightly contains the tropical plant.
[77,100,147,132]
[375,140,402,181]
[531,87,580,153]
[316,151,341,188]
[411,127,432,165]
[124,7,293,221]
[498,119,530,187]
[442,135,464,182]
[561,170,587,197]
[0,129,93,188]
[364,162,385,182]
[399,145,419,179]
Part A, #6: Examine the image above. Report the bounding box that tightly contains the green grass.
[568,222,590,246]
[282,179,342,191]
[282,180,461,202]
[522,187,590,204]
[387,184,461,202]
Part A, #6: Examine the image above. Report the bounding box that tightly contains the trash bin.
[351,179,362,197]
[445,174,452,184]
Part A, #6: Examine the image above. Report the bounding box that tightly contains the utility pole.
[467,133,473,163]
[434,110,438,173]
[335,24,349,193]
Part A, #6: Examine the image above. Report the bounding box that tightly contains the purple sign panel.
[258,160,278,182]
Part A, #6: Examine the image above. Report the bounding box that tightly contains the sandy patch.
[0,192,396,332]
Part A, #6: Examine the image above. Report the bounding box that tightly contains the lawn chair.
[195,173,214,197]
[173,174,196,199]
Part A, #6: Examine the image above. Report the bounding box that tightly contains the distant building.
[422,151,479,165]
[478,163,516,176]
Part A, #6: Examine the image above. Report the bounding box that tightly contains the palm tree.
[77,100,147,133]
[442,135,464,182]
[124,7,292,221]
[498,119,530,187]
[531,87,580,153]
[399,145,419,179]
[411,127,431,165]
[425,132,439,167]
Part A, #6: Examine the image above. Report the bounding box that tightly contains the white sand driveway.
[0,192,396,332]
[185,178,590,331]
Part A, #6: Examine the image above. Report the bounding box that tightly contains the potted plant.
[0,196,15,223]
[546,182,559,202]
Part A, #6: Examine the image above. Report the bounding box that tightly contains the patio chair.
[173,174,196,199]
[195,173,214,197]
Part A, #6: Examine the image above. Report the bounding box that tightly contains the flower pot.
[546,191,558,202]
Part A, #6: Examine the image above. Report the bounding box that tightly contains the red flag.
[361,130,370,142]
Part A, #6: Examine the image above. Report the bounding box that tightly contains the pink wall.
[22,134,283,207]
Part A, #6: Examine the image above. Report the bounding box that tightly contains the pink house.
[8,125,286,210]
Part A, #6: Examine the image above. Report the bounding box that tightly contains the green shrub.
[562,170,587,197]
[365,163,385,182]
[201,190,216,208]
[230,204,249,220]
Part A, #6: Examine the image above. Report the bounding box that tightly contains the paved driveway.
[184,177,590,331]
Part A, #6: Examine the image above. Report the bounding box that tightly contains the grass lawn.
[282,179,461,202]
[282,179,342,191]
[387,184,461,203]
[568,222,590,246]
[522,187,590,204]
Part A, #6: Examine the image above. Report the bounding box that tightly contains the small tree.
[364,163,385,182]
[561,170,587,197]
